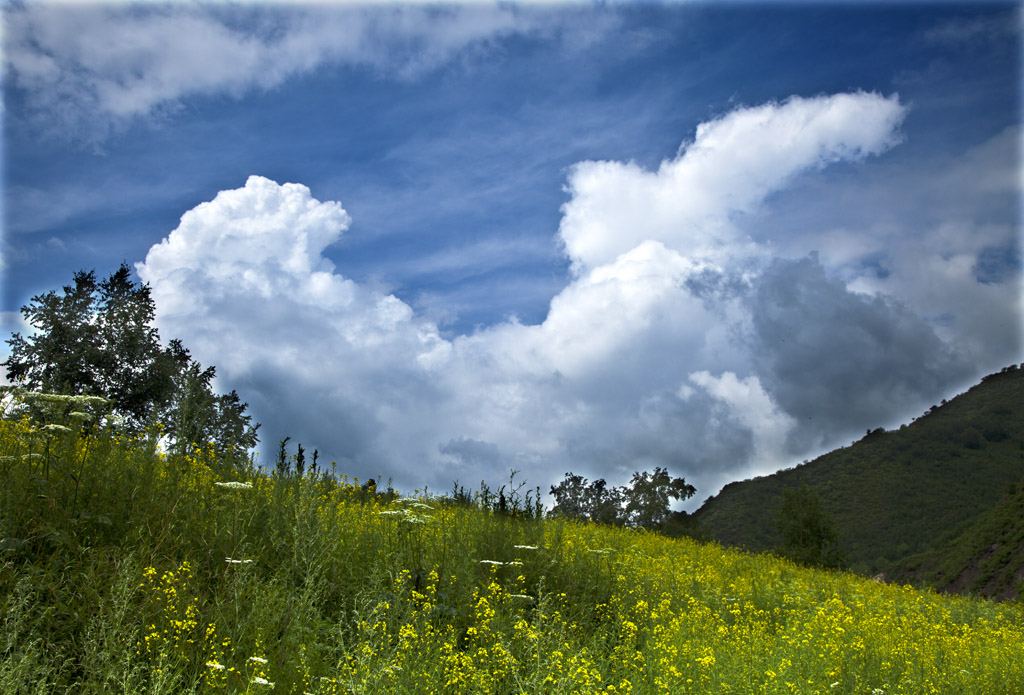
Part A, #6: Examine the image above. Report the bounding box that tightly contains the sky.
[2,1,1021,508]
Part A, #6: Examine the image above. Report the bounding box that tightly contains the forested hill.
[692,364,1024,583]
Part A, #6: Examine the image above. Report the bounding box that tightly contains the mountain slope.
[888,482,1024,600]
[692,364,1024,581]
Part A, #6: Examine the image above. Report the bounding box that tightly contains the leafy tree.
[550,467,695,530]
[159,339,258,458]
[96,264,175,427]
[588,478,626,526]
[3,264,259,456]
[623,467,696,530]
[775,486,845,569]
[6,270,104,403]
[550,473,626,525]
[549,472,594,521]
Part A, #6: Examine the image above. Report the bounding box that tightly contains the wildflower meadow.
[1,388,1022,694]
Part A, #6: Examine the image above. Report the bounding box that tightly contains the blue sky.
[2,2,1021,505]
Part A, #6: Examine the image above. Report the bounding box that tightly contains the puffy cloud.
[558,92,907,273]
[771,125,1022,371]
[138,174,735,497]
[137,92,1002,507]
[137,176,454,471]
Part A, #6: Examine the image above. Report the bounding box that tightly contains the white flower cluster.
[215,481,253,490]
[18,391,109,406]
[377,501,432,524]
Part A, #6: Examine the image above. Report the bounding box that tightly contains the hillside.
[888,482,1024,601]
[692,365,1024,582]
[2,387,1022,694]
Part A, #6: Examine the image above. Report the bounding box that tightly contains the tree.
[549,467,696,530]
[622,467,696,530]
[3,264,259,456]
[96,264,175,427]
[587,478,626,526]
[774,486,845,569]
[158,339,259,458]
[549,472,593,521]
[5,270,105,399]
[550,473,626,525]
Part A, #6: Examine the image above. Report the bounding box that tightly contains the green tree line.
[547,467,696,530]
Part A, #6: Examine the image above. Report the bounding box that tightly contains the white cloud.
[2,4,579,140]
[136,92,998,506]
[558,92,907,273]
[689,370,795,473]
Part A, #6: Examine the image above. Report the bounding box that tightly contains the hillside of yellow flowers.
[2,388,1022,694]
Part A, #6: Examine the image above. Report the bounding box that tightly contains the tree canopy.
[549,466,695,530]
[774,486,845,570]
[3,263,259,457]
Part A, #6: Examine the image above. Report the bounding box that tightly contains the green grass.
[2,390,1023,694]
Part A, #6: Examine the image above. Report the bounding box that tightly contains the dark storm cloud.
[748,255,974,449]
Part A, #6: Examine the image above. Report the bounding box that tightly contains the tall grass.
[1,390,1022,694]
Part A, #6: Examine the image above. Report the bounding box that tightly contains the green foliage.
[2,392,1022,694]
[3,264,259,457]
[549,473,625,525]
[888,479,1024,601]
[549,467,695,530]
[276,436,291,477]
[4,266,167,426]
[623,467,696,529]
[462,469,544,520]
[694,364,1024,594]
[775,486,845,570]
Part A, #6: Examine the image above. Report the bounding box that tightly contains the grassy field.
[2,390,1022,694]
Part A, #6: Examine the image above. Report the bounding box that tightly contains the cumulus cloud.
[558,92,907,273]
[137,91,1002,507]
[4,4,559,140]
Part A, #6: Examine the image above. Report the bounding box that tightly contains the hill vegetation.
[2,388,1023,694]
[888,481,1024,601]
[692,365,1024,593]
